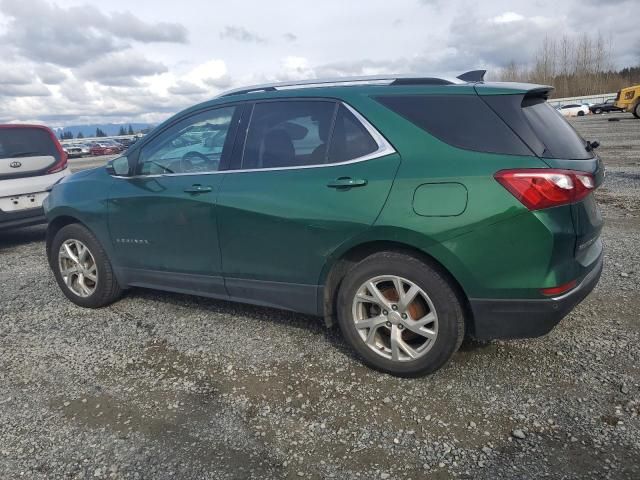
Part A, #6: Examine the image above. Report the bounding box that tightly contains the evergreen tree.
[59,132,64,141]
[118,126,126,136]
[77,132,84,139]
[127,124,134,135]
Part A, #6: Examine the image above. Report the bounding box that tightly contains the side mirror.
[106,156,131,176]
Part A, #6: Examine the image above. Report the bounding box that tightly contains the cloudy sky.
[0,0,638,127]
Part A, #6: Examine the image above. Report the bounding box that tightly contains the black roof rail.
[456,70,486,82]
[390,77,455,86]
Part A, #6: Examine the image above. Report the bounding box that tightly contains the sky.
[0,0,638,127]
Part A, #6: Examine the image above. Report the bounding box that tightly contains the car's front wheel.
[336,252,464,377]
[594,108,602,114]
[634,103,640,119]
[50,223,122,308]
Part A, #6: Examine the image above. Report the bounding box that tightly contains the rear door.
[107,105,241,294]
[216,99,400,314]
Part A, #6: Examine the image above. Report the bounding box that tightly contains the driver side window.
[138,106,237,175]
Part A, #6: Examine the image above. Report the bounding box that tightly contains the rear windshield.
[0,127,60,161]
[374,95,532,156]
[520,98,593,160]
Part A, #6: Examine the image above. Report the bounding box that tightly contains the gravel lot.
[1,114,639,479]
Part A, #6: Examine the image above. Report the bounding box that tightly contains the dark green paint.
[44,80,602,318]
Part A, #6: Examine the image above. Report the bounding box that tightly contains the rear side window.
[0,127,60,161]
[328,105,378,162]
[375,95,532,156]
[520,98,593,160]
[243,101,336,169]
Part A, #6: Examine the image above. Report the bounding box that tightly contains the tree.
[127,124,134,135]
[77,132,84,139]
[95,128,107,137]
[118,126,126,136]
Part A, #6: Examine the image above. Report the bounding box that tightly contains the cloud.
[283,33,297,42]
[77,53,168,86]
[220,25,266,43]
[0,83,51,97]
[0,0,187,67]
[36,64,67,85]
[0,64,33,85]
[168,81,208,95]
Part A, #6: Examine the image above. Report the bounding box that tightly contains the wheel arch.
[46,214,92,263]
[319,239,473,332]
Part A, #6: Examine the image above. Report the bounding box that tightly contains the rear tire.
[633,103,640,119]
[50,223,122,308]
[336,251,464,377]
[577,111,585,116]
[594,108,602,114]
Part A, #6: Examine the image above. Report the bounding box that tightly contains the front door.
[107,105,240,295]
[216,100,400,313]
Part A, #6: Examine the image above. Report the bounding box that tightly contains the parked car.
[117,137,138,148]
[589,98,624,114]
[615,84,640,118]
[557,104,590,117]
[62,143,86,158]
[1,124,70,229]
[44,73,603,376]
[89,142,121,156]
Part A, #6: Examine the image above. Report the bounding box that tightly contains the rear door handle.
[183,184,213,194]
[327,177,368,189]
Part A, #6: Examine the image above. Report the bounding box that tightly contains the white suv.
[0,125,70,230]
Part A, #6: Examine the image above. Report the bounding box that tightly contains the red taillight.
[494,169,595,210]
[47,129,68,174]
[541,280,577,296]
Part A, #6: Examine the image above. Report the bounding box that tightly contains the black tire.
[49,223,122,308]
[577,111,585,116]
[336,251,465,377]
[594,108,602,114]
[633,103,640,119]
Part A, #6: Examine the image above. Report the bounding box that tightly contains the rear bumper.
[0,207,46,230]
[469,254,603,340]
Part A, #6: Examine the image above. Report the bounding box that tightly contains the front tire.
[336,252,465,377]
[633,103,640,119]
[577,111,585,116]
[50,223,122,308]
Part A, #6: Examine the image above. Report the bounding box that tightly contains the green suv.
[44,72,604,376]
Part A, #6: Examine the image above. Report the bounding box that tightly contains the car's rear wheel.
[336,252,464,377]
[594,108,602,114]
[50,223,122,308]
[577,111,585,116]
[633,103,640,119]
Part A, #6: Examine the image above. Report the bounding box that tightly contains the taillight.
[494,169,595,210]
[46,129,68,174]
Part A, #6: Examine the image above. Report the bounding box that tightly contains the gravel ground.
[1,114,639,479]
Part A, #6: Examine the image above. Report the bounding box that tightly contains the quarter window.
[375,95,532,156]
[138,106,237,175]
[328,105,379,162]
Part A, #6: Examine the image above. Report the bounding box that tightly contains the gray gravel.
[1,114,639,479]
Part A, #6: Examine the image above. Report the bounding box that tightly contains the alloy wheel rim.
[58,239,98,297]
[352,275,438,362]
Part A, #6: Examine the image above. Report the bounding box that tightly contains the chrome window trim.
[111,101,396,179]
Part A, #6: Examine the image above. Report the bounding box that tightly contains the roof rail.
[217,74,466,97]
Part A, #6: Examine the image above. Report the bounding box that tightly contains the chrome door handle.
[327,178,368,189]
[184,184,213,194]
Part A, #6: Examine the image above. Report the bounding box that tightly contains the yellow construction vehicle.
[615,84,640,118]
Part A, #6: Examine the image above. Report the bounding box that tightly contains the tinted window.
[138,106,237,175]
[243,101,336,169]
[0,127,60,161]
[520,98,593,160]
[375,95,532,156]
[328,105,378,162]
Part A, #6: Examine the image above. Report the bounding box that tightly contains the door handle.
[327,177,368,189]
[183,184,213,194]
